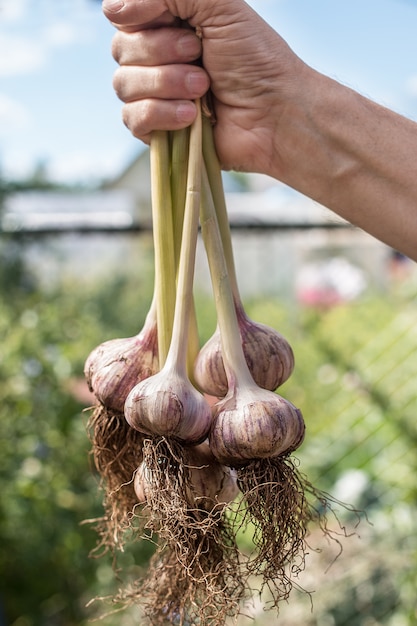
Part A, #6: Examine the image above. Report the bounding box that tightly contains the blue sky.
[1,0,417,184]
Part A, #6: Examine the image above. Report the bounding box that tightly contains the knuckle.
[121,104,131,130]
[138,99,157,128]
[121,104,141,137]
[122,101,151,139]
[121,98,183,141]
[112,68,127,100]
[111,33,123,64]
[152,67,163,92]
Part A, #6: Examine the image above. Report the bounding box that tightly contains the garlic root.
[86,405,145,553]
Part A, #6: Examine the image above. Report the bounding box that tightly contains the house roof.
[2,149,347,234]
[103,147,344,226]
[2,190,135,232]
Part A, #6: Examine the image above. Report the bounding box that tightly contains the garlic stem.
[202,116,240,302]
[150,130,176,365]
[200,163,253,388]
[170,127,190,268]
[170,127,200,383]
[165,102,202,374]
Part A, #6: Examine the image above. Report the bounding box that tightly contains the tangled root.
[87,405,145,553]
[132,437,247,624]
[235,455,359,607]
[86,426,361,623]
[111,539,245,626]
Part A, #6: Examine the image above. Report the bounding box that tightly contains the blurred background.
[1,0,417,624]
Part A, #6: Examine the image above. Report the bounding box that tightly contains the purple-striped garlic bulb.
[194,303,294,398]
[209,384,305,467]
[84,306,158,413]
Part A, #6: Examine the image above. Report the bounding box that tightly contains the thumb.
[102,0,174,29]
[102,0,233,29]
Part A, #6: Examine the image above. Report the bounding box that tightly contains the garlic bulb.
[236,305,294,389]
[84,308,158,413]
[134,441,238,511]
[124,365,212,445]
[193,327,225,397]
[209,386,305,466]
[194,306,294,398]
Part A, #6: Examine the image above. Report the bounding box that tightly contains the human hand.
[102,0,308,176]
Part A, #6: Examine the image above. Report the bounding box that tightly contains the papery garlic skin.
[84,322,159,413]
[194,328,227,397]
[238,310,294,391]
[134,442,238,510]
[194,314,295,399]
[183,442,239,509]
[124,370,212,445]
[209,387,305,467]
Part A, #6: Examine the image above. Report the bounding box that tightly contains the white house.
[1,148,395,300]
[103,148,392,301]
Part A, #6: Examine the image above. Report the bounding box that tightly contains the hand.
[103,0,417,260]
[103,0,308,175]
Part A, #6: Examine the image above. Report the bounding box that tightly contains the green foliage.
[0,274,154,625]
[243,289,417,625]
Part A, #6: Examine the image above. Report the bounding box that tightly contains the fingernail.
[102,0,125,13]
[177,32,201,58]
[186,71,208,95]
[176,102,196,124]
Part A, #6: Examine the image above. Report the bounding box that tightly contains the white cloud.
[0,34,45,77]
[0,94,30,135]
[43,22,78,48]
[406,74,417,97]
[0,7,90,78]
[0,0,29,23]
[0,22,81,78]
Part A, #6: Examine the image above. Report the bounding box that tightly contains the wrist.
[268,66,335,183]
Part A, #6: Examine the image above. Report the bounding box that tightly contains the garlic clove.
[193,327,228,397]
[133,463,147,504]
[209,386,305,467]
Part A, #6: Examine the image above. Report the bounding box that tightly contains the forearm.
[273,69,417,260]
